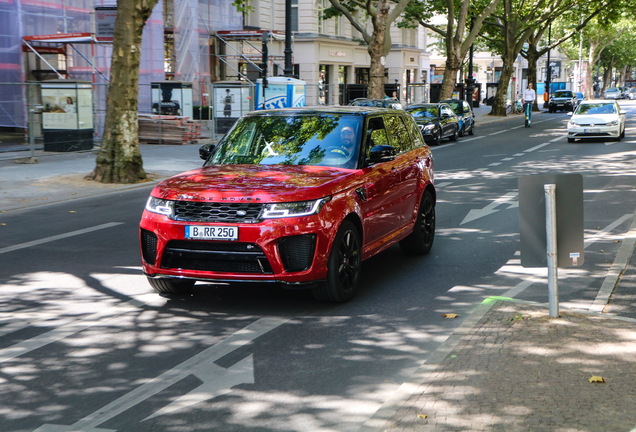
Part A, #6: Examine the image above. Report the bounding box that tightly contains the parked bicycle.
[505,99,524,115]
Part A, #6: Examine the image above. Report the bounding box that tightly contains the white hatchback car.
[567,100,626,143]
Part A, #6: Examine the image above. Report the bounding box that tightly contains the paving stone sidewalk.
[376,300,636,432]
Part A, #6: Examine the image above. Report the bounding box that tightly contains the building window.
[318,0,328,34]
[291,0,298,32]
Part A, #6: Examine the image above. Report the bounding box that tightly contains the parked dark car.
[348,98,404,110]
[405,103,460,145]
[440,99,475,136]
[548,90,578,113]
[140,106,435,303]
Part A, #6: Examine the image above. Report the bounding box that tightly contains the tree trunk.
[525,42,541,111]
[87,0,158,184]
[585,43,599,99]
[439,54,461,100]
[367,0,391,99]
[491,50,516,116]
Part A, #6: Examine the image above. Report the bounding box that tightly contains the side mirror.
[199,143,216,160]
[367,145,397,164]
[567,112,573,116]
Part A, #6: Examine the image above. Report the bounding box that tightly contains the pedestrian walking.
[523,83,536,127]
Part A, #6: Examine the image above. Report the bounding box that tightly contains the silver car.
[629,88,636,100]
[604,88,622,99]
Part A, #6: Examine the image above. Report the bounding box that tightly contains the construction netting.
[0,0,242,138]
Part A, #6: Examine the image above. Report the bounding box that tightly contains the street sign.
[519,174,584,268]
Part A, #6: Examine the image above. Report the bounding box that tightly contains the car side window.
[385,115,413,153]
[441,106,452,117]
[365,117,390,158]
[402,115,424,148]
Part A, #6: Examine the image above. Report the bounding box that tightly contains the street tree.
[401,0,501,101]
[324,0,412,99]
[521,2,608,110]
[87,0,159,184]
[481,0,595,116]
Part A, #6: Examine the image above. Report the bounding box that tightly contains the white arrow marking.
[34,317,287,432]
[461,192,518,225]
[144,354,254,420]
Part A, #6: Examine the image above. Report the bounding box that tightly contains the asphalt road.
[1,102,636,432]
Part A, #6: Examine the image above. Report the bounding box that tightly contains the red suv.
[140,107,435,302]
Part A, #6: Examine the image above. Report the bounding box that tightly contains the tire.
[506,105,512,115]
[312,221,361,303]
[147,277,195,294]
[459,123,465,137]
[468,122,474,136]
[621,127,625,138]
[450,126,459,141]
[433,130,441,146]
[568,137,575,143]
[400,191,435,255]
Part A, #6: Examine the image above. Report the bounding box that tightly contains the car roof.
[405,103,444,109]
[246,106,404,117]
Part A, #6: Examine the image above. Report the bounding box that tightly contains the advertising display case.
[41,80,93,152]
[151,81,193,119]
[255,77,306,110]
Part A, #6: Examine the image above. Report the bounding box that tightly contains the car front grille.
[173,201,264,223]
[277,234,317,272]
[160,240,273,274]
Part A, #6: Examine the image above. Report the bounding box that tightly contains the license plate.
[185,226,238,240]
[557,103,564,106]
[584,128,601,133]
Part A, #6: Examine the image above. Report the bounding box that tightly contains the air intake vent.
[140,229,158,265]
[278,234,317,272]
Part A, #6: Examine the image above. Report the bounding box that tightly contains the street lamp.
[465,16,475,107]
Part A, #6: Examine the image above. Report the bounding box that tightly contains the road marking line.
[435,182,453,188]
[488,130,507,135]
[501,158,514,161]
[34,317,288,432]
[513,153,525,156]
[0,222,124,255]
[488,163,501,167]
[459,136,486,143]
[550,136,565,142]
[591,214,636,312]
[0,294,157,364]
[524,142,551,152]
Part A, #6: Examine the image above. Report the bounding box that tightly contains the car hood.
[151,164,364,203]
[571,113,618,124]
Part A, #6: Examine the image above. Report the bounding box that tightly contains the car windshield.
[351,100,383,107]
[606,88,619,93]
[554,91,573,97]
[575,103,616,115]
[407,107,438,119]
[442,101,463,114]
[205,114,363,169]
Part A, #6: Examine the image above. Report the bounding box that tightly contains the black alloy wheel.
[312,221,361,302]
[468,121,475,135]
[433,129,442,146]
[400,191,435,255]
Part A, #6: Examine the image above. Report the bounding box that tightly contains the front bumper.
[549,100,573,110]
[567,124,620,139]
[140,211,336,284]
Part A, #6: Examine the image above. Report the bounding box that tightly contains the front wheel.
[468,122,475,135]
[400,191,435,255]
[567,137,575,143]
[312,221,361,303]
[148,277,195,294]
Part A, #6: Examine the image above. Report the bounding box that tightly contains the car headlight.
[262,197,331,219]
[606,120,618,126]
[569,120,580,127]
[145,196,174,217]
[422,124,435,132]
